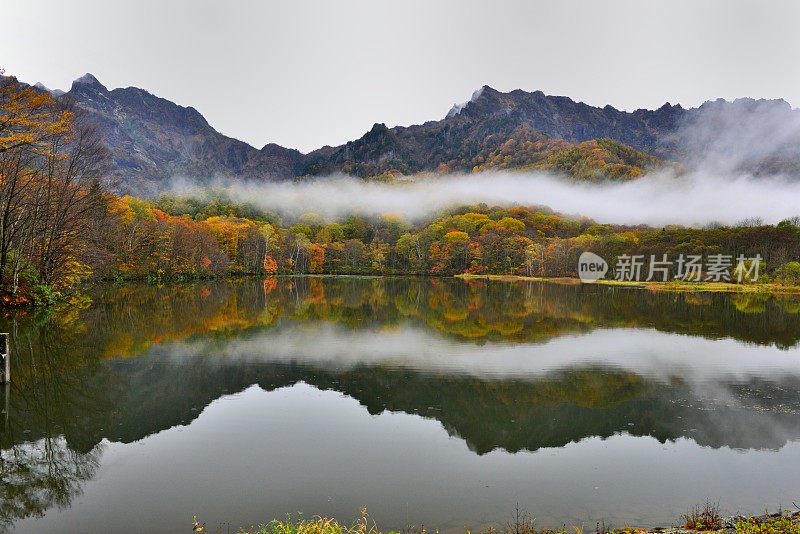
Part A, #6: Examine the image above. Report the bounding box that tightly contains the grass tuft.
[681,501,722,531]
[241,508,387,534]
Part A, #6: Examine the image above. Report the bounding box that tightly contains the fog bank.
[172,171,800,227]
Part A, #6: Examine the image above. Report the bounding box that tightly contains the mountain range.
[18,73,800,195]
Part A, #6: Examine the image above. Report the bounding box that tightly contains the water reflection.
[2,277,800,532]
[0,437,102,530]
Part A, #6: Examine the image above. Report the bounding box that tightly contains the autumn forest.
[3,75,800,308]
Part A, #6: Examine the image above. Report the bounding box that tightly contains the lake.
[2,276,800,533]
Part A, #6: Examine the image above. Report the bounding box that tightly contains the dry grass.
[238,508,383,534]
[681,501,722,531]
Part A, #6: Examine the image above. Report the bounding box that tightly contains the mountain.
[61,74,303,195]
[302,86,677,179]
[303,120,658,181]
[13,73,800,194]
[302,85,800,180]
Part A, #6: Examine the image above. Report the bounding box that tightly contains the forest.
[3,75,800,307]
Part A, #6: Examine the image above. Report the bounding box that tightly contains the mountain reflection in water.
[2,277,800,533]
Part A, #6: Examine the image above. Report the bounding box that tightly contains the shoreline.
[456,274,800,294]
[227,508,800,534]
[6,272,800,311]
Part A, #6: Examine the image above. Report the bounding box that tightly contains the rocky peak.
[32,82,66,97]
[446,85,495,118]
[71,73,107,92]
[361,122,392,142]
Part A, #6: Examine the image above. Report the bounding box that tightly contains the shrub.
[775,262,800,285]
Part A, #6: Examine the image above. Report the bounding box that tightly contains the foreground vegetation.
[201,505,800,534]
[3,74,800,307]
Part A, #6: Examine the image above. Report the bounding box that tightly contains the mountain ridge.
[53,73,306,195]
[9,72,800,194]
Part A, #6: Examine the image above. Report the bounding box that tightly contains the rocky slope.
[59,74,303,195]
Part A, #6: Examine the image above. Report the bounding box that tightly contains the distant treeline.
[115,193,800,283]
[2,75,800,306]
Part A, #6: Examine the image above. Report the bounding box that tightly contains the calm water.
[2,277,800,533]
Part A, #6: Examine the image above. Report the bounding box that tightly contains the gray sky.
[4,0,800,153]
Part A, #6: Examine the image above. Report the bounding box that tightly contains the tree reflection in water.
[0,311,108,530]
[1,276,800,529]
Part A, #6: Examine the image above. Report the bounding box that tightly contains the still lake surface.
[2,276,800,533]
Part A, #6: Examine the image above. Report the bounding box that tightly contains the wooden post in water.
[3,377,8,433]
[0,333,8,384]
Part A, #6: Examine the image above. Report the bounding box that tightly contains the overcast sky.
[4,0,800,153]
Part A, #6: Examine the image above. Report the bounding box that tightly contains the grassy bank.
[456,274,800,294]
[198,506,800,534]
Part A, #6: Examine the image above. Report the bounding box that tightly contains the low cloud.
[665,97,800,177]
[171,170,800,227]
